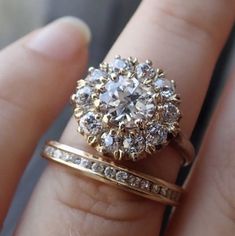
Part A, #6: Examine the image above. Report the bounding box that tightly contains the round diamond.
[73,157,81,165]
[163,103,180,123]
[128,175,141,187]
[91,162,104,173]
[136,63,155,79]
[45,146,54,155]
[76,85,92,104]
[80,158,92,169]
[152,184,160,193]
[99,75,155,127]
[123,135,145,155]
[88,69,107,83]
[146,124,168,146]
[154,77,175,98]
[140,180,151,191]
[53,149,62,159]
[104,167,116,178]
[116,171,128,182]
[110,58,131,72]
[100,133,119,153]
[79,112,101,135]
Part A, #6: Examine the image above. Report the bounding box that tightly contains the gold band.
[42,141,183,206]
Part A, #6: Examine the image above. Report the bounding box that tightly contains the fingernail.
[27,16,91,61]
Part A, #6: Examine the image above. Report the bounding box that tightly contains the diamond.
[123,135,145,155]
[152,184,160,193]
[79,112,101,135]
[104,167,116,178]
[146,123,168,146]
[91,162,104,173]
[116,171,128,182]
[154,77,175,98]
[100,132,119,153]
[136,63,155,79]
[80,158,92,169]
[140,180,151,191]
[163,103,180,123]
[73,157,81,165]
[61,152,70,161]
[76,85,92,104]
[160,187,168,197]
[53,149,62,159]
[128,175,141,187]
[99,75,155,127]
[110,58,131,72]
[45,146,54,155]
[88,69,107,83]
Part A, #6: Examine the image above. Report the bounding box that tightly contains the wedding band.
[71,56,195,165]
[42,141,183,206]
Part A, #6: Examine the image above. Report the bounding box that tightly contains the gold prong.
[143,78,152,85]
[171,80,176,88]
[70,94,77,104]
[99,62,109,71]
[110,129,116,135]
[74,108,83,119]
[77,79,86,88]
[146,144,156,154]
[119,122,125,131]
[91,93,98,100]
[114,150,124,161]
[130,152,138,161]
[115,55,121,59]
[87,136,96,146]
[88,67,95,74]
[135,119,144,129]
[110,73,117,80]
[145,59,152,66]
[102,114,111,123]
[156,68,164,76]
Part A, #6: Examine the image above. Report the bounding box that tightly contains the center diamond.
[99,75,155,127]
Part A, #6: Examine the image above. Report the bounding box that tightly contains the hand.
[0,0,234,235]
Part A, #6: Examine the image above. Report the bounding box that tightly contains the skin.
[0,0,235,235]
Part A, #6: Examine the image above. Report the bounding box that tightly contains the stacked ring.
[42,141,183,206]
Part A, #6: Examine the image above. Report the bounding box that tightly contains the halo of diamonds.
[71,56,181,161]
[43,142,182,205]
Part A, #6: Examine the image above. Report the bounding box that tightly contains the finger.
[166,69,235,236]
[16,1,234,236]
[0,17,90,225]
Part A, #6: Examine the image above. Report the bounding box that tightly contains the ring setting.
[71,56,182,161]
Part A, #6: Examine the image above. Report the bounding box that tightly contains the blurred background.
[0,0,234,235]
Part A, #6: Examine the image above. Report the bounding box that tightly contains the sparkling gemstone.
[100,133,118,153]
[154,77,175,98]
[88,69,106,83]
[99,75,155,127]
[128,175,141,187]
[61,152,70,161]
[53,149,62,159]
[91,162,104,173]
[136,63,155,79]
[79,112,101,135]
[116,171,128,182]
[45,146,54,155]
[76,85,92,104]
[110,58,131,72]
[73,157,81,165]
[104,167,116,178]
[152,184,160,193]
[140,180,151,191]
[163,103,180,123]
[160,187,168,197]
[80,158,92,169]
[123,135,145,155]
[146,123,168,146]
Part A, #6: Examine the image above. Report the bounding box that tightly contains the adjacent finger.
[16,1,234,236]
[166,69,235,236]
[0,17,90,225]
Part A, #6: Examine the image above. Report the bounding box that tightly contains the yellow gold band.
[42,141,183,206]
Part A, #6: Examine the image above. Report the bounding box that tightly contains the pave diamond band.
[42,141,183,206]
[71,56,195,165]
